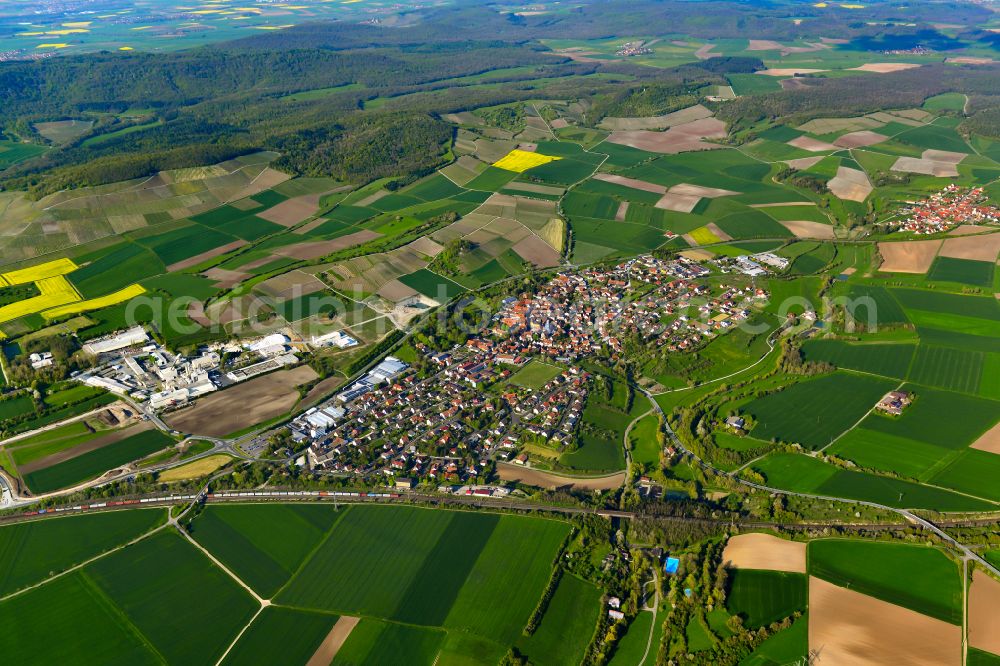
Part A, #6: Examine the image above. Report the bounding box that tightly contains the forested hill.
[1,0,999,197]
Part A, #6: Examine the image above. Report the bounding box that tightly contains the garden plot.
[722,533,806,573]
[878,239,942,273]
[808,577,960,666]
[891,149,968,178]
[606,117,727,154]
[827,166,873,202]
[598,104,713,131]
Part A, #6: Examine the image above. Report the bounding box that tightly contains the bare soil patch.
[306,616,360,666]
[606,117,726,154]
[780,78,811,91]
[850,62,921,73]
[593,173,667,194]
[167,240,247,271]
[513,235,561,267]
[679,249,715,261]
[784,156,823,170]
[787,136,838,152]
[550,118,569,130]
[497,462,625,490]
[503,181,565,196]
[256,270,326,299]
[656,193,701,213]
[946,56,995,64]
[226,167,290,202]
[706,222,732,241]
[780,219,835,239]
[598,104,713,131]
[203,267,251,289]
[924,150,967,164]
[948,224,989,236]
[355,190,388,207]
[759,68,826,76]
[377,279,419,302]
[971,420,1000,455]
[892,156,959,178]
[833,130,888,148]
[969,569,1000,656]
[302,376,346,408]
[878,240,942,273]
[671,183,739,199]
[257,194,322,227]
[939,233,1000,262]
[165,365,319,437]
[615,201,629,222]
[828,166,873,202]
[722,533,806,573]
[808,576,960,666]
[273,230,381,260]
[694,44,716,60]
[187,300,213,327]
[747,39,785,51]
[407,236,444,258]
[750,201,816,208]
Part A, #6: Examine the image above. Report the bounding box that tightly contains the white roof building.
[83,327,149,355]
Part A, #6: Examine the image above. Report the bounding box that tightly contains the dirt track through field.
[969,569,1000,656]
[878,240,942,273]
[808,576,961,666]
[306,616,360,666]
[497,462,625,490]
[722,533,806,572]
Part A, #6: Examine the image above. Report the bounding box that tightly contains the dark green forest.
[3,0,1000,195]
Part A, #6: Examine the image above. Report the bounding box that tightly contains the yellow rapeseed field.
[0,276,81,324]
[493,149,562,173]
[0,257,77,286]
[42,283,146,320]
[689,226,723,245]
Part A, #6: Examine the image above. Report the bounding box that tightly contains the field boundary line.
[270,504,352,600]
[174,522,266,604]
[77,568,168,664]
[214,605,265,666]
[0,508,170,603]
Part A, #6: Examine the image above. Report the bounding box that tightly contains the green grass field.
[23,429,175,493]
[517,573,601,666]
[191,503,344,598]
[746,372,897,449]
[509,360,564,389]
[608,611,654,666]
[751,452,994,511]
[0,509,163,596]
[800,340,915,379]
[399,269,467,301]
[725,570,807,629]
[808,540,962,624]
[926,256,994,287]
[739,616,808,666]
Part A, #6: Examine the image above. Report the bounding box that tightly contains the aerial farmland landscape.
[6,0,1000,664]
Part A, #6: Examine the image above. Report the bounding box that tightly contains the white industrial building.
[311,330,358,349]
[83,327,150,355]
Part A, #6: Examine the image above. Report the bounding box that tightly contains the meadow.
[725,569,807,629]
[745,372,896,449]
[808,539,963,624]
[509,360,564,390]
[516,573,602,666]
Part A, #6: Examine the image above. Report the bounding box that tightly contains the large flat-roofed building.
[83,327,150,355]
